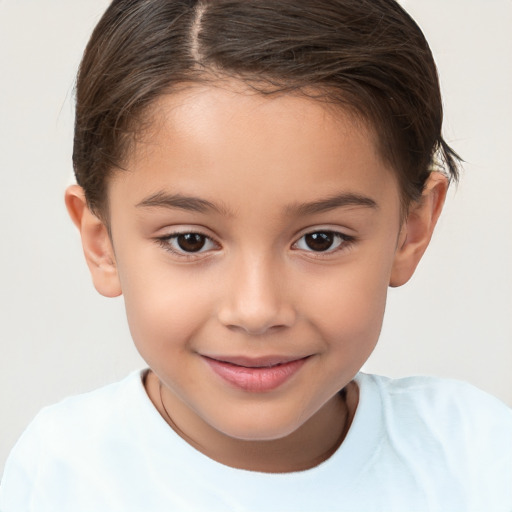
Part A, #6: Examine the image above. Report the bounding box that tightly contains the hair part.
[73,0,461,220]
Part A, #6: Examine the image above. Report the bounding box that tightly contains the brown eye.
[176,233,207,252]
[304,232,335,251]
[294,231,349,253]
[158,231,218,258]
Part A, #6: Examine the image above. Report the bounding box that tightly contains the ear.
[390,172,448,287]
[65,185,122,298]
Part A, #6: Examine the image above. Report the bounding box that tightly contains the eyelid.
[291,228,356,256]
[154,226,355,260]
[156,229,221,259]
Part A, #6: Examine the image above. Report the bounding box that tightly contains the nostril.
[223,320,286,336]
[218,302,296,335]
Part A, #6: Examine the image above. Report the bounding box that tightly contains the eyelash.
[292,231,356,258]
[155,230,356,260]
[156,231,220,260]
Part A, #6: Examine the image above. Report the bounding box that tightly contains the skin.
[66,82,447,473]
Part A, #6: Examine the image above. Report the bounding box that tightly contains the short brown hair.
[73,0,460,218]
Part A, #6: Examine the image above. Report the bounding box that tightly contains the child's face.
[102,84,405,444]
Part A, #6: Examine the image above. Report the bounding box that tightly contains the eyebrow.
[136,191,232,215]
[136,191,378,217]
[286,193,378,216]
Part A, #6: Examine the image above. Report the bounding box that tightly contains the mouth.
[202,355,311,393]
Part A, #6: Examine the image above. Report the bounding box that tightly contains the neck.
[144,370,358,473]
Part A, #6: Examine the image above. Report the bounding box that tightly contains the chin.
[211,409,305,442]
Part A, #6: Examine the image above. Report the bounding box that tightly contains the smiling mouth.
[202,355,310,392]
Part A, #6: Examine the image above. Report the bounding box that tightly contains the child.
[1,0,510,510]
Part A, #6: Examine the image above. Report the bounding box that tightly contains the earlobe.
[390,172,448,287]
[65,185,122,298]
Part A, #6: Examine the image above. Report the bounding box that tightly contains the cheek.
[303,253,393,353]
[116,253,215,357]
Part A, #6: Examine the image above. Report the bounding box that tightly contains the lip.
[202,355,310,393]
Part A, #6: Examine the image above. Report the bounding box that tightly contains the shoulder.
[357,372,512,440]
[0,371,146,508]
[355,373,512,505]
[25,370,143,439]
[358,372,512,425]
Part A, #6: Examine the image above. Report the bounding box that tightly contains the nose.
[217,254,296,335]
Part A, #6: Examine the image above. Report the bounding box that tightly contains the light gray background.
[1,0,511,474]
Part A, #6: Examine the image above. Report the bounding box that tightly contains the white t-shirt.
[1,370,511,511]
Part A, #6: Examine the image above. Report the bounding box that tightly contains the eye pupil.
[305,232,334,251]
[177,233,206,252]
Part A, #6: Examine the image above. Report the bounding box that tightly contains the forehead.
[110,82,400,216]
